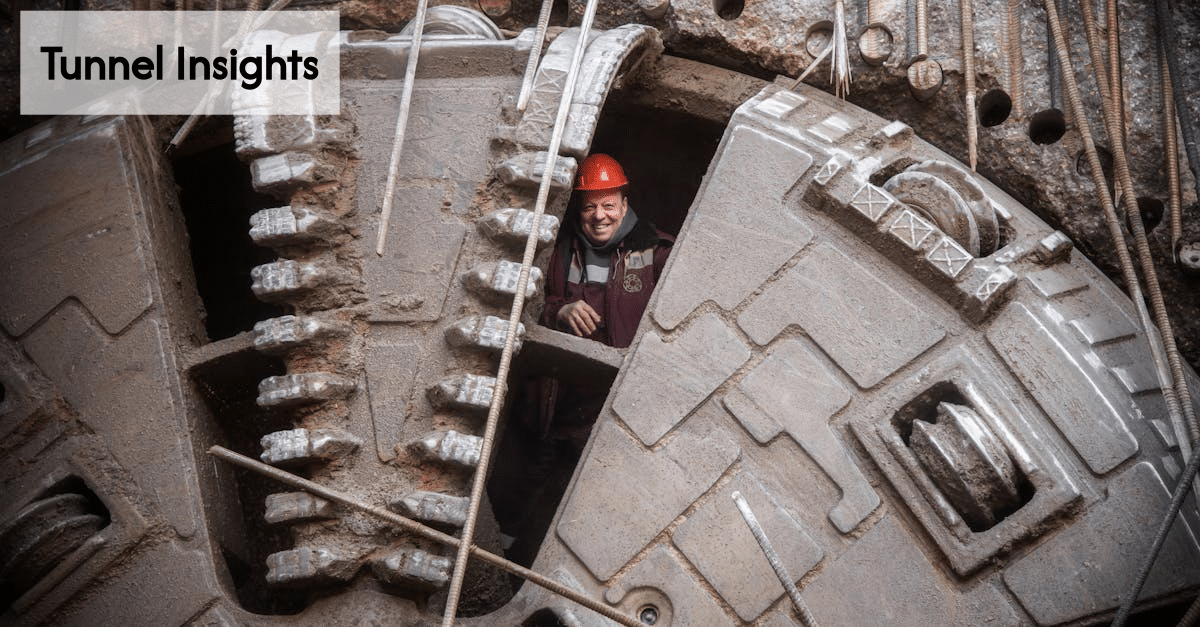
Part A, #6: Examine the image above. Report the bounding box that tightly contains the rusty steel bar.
[1003,0,1023,118]
[1044,0,1186,459]
[1076,0,1197,446]
[1105,0,1125,145]
[1158,38,1182,260]
[958,0,977,171]
[206,446,641,627]
[906,0,942,100]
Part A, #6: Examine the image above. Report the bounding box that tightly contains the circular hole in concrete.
[1029,109,1066,144]
[1137,197,1165,231]
[713,0,744,20]
[1076,145,1113,181]
[978,88,1012,127]
[805,21,834,58]
[639,605,659,625]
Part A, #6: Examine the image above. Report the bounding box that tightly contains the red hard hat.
[575,153,629,191]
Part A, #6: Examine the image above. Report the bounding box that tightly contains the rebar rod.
[914,0,927,55]
[1158,21,1183,260]
[732,491,820,627]
[959,0,977,171]
[375,0,430,256]
[790,40,833,90]
[1004,0,1024,118]
[441,0,603,623]
[1076,0,1198,446]
[1044,0,1063,113]
[206,446,641,627]
[517,0,555,113]
[1048,0,1193,468]
[1053,3,1200,618]
[1153,0,1200,206]
[906,0,942,100]
[1105,0,1125,146]
[1179,592,1200,627]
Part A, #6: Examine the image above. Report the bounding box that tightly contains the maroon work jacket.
[540,220,673,349]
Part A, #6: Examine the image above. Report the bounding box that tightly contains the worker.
[488,154,673,567]
[541,153,675,348]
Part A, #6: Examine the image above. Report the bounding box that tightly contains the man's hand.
[557,301,601,337]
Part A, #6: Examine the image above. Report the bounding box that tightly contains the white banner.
[21,11,340,115]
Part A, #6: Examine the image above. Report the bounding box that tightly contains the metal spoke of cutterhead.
[440,0,606,624]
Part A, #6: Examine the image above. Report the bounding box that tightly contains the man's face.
[580,189,628,245]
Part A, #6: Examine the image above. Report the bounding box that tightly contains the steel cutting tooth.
[264,492,338,525]
[265,547,358,587]
[445,315,525,353]
[250,152,317,194]
[371,548,452,589]
[256,372,357,408]
[406,430,482,468]
[495,151,577,189]
[260,428,363,465]
[477,207,559,249]
[250,260,332,301]
[390,491,470,528]
[253,314,350,354]
[249,205,344,247]
[462,260,542,301]
[426,374,496,413]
